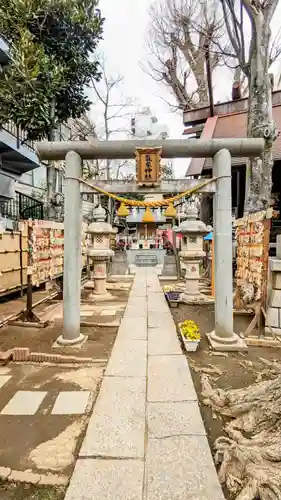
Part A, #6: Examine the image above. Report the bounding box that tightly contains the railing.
[0,191,44,220]
[0,121,35,152]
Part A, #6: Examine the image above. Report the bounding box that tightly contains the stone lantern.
[176,204,212,304]
[87,204,115,300]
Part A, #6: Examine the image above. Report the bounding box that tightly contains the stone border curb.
[0,466,68,486]
[0,347,92,366]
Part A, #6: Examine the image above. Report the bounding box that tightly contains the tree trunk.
[244,13,276,213]
[197,77,209,107]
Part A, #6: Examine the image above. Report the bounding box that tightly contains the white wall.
[133,110,169,140]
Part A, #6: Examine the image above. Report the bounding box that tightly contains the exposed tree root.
[193,364,223,377]
[201,360,281,500]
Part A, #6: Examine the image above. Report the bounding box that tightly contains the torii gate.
[37,137,264,351]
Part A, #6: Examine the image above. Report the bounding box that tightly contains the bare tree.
[69,114,102,180]
[90,58,138,181]
[70,114,97,141]
[146,0,226,110]
[219,0,279,213]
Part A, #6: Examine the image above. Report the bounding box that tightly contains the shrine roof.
[186,104,281,176]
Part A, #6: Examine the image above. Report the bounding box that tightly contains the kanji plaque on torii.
[136,147,162,186]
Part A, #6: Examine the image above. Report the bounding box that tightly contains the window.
[20,172,33,186]
[33,165,47,188]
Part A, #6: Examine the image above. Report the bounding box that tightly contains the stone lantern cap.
[175,205,208,235]
[88,222,116,235]
[87,204,116,235]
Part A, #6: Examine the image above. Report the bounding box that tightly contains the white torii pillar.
[56,151,85,346]
[206,149,247,351]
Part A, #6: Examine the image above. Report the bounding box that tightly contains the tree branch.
[145,0,228,110]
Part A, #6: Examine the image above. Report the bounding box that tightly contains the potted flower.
[178,320,200,352]
[163,285,180,307]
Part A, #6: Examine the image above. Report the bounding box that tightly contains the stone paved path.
[65,269,225,500]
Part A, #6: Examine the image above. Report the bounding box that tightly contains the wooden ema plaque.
[235,210,272,310]
[136,147,162,186]
[234,209,272,337]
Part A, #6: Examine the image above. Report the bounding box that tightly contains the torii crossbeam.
[36,137,264,352]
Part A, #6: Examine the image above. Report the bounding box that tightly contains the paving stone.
[127,303,147,312]
[81,304,97,312]
[100,309,116,316]
[148,305,169,315]
[145,436,225,500]
[147,402,206,437]
[80,310,97,317]
[0,466,11,480]
[127,296,146,305]
[80,377,146,458]
[1,391,47,415]
[39,474,68,486]
[147,300,168,309]
[0,375,11,389]
[148,355,197,402]
[148,311,175,329]
[65,459,144,500]
[126,305,147,314]
[147,285,162,292]
[127,296,146,303]
[106,339,147,377]
[118,318,147,340]
[147,294,167,303]
[51,391,91,415]
[9,469,41,484]
[126,305,147,317]
[148,328,181,355]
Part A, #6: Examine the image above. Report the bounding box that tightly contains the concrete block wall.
[266,250,281,335]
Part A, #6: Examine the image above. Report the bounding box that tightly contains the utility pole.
[204,34,215,118]
[47,101,57,220]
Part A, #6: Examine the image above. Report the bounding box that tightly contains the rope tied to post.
[64,176,218,207]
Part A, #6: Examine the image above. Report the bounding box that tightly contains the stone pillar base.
[207,330,248,352]
[84,280,95,290]
[54,333,88,348]
[181,292,214,305]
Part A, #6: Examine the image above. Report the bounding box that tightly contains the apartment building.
[0,36,95,221]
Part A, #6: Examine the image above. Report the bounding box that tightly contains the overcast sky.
[89,0,188,175]
[97,0,182,131]
[90,0,281,177]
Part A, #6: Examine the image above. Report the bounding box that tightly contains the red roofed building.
[183,91,281,234]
